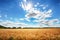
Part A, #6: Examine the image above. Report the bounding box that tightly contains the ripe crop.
[0,28,60,40]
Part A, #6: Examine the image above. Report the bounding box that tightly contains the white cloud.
[25,18,30,22]
[33,19,60,27]
[25,9,52,21]
[20,0,60,27]
[40,5,44,7]
[34,2,40,7]
[20,1,33,12]
[47,19,60,26]
[39,4,48,10]
[19,18,24,20]
[43,7,46,9]
[0,20,28,28]
[20,0,52,20]
[52,24,60,27]
[23,0,27,2]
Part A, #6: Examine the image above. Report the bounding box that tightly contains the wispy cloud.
[20,0,60,27]
[34,2,40,7]
[0,20,28,28]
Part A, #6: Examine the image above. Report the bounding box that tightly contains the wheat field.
[0,28,60,40]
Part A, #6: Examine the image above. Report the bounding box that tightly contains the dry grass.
[0,28,60,40]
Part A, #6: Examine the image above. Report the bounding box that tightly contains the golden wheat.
[0,29,60,40]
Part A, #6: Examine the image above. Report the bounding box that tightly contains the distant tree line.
[0,25,59,29]
[0,25,41,29]
[0,25,21,29]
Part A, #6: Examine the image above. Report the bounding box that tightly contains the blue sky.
[0,0,60,27]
